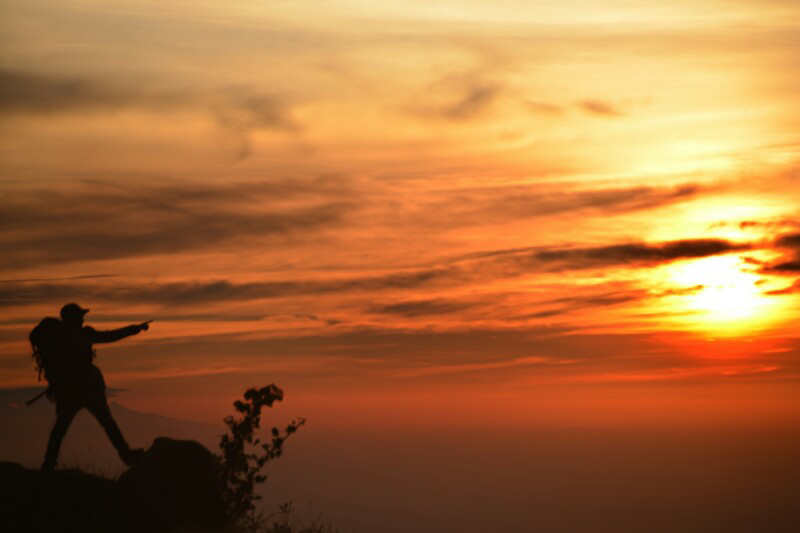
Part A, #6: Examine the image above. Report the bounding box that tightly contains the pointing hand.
[140,320,153,331]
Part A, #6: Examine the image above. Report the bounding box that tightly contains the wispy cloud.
[0,68,299,160]
[369,299,479,317]
[0,236,747,309]
[775,232,800,249]
[438,82,501,120]
[510,284,705,321]
[512,289,649,320]
[0,178,352,269]
[763,261,800,273]
[0,269,454,308]
[0,312,267,327]
[761,231,800,290]
[570,364,781,384]
[524,100,564,115]
[408,72,502,121]
[576,99,625,117]
[766,279,800,295]
[0,175,718,272]
[708,218,799,231]
[0,68,296,128]
[461,238,748,274]
[0,274,116,283]
[423,183,709,227]
[530,239,746,267]
[393,355,553,378]
[0,68,175,114]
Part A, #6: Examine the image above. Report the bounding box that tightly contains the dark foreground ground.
[0,437,228,532]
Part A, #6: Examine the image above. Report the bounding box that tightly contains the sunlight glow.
[667,255,782,337]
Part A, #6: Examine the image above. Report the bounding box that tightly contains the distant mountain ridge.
[0,387,219,472]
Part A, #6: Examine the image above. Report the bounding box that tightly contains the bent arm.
[87,325,143,344]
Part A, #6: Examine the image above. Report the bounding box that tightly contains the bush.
[217,384,306,532]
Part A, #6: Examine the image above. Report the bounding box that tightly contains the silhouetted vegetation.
[217,384,306,532]
[261,501,339,533]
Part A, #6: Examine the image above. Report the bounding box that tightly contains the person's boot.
[96,411,144,466]
[119,447,145,467]
[40,456,57,475]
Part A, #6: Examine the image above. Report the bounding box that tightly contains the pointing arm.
[87,321,151,344]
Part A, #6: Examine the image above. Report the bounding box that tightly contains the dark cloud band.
[1,237,747,308]
[0,178,352,269]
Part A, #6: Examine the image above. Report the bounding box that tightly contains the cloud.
[539,290,647,308]
[525,100,564,115]
[0,178,352,269]
[709,219,799,231]
[510,285,704,321]
[369,299,478,317]
[577,99,624,117]
[0,68,298,159]
[0,274,116,283]
[760,232,800,286]
[102,325,766,385]
[530,239,746,267]
[0,235,745,310]
[0,268,455,308]
[763,261,800,273]
[393,355,552,378]
[570,364,781,384]
[776,232,800,248]
[439,82,501,120]
[766,279,800,295]
[511,289,651,321]
[409,72,502,121]
[426,183,708,227]
[0,170,715,272]
[210,89,300,158]
[97,326,593,382]
[0,69,155,113]
[465,238,747,273]
[0,312,267,327]
[0,68,294,125]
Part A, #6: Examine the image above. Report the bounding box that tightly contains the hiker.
[32,303,152,473]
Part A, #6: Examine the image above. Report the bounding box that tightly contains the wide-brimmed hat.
[60,302,90,320]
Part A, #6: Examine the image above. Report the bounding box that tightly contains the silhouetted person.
[36,303,152,473]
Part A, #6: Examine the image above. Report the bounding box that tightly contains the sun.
[671,255,763,320]
[666,254,779,336]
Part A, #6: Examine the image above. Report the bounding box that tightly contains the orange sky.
[2,0,800,428]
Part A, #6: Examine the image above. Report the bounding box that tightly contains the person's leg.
[85,390,144,466]
[42,401,79,473]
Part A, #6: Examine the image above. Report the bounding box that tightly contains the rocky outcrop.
[0,437,230,532]
[117,437,228,531]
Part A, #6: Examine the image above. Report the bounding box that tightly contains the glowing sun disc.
[667,255,778,336]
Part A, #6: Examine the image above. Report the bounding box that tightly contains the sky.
[3,1,800,529]
[2,0,800,470]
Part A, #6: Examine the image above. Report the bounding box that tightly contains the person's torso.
[62,326,96,369]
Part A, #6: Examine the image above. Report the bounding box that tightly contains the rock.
[116,437,228,532]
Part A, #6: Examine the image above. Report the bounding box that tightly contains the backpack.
[29,317,65,386]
